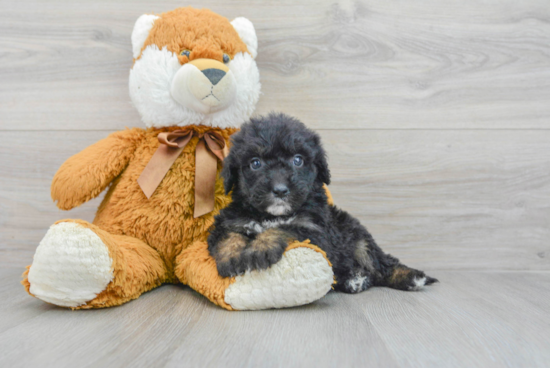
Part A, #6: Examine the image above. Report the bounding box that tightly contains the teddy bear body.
[22,7,334,311]
[63,126,234,275]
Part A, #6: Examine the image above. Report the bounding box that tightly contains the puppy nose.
[202,68,226,85]
[272,184,290,198]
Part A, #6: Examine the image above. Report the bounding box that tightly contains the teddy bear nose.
[202,68,226,85]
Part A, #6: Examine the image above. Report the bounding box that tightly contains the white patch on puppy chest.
[242,217,296,235]
[243,221,264,235]
[408,276,427,291]
[262,216,295,230]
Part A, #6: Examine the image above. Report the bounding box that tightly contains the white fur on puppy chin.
[224,247,334,310]
[129,46,260,129]
[28,222,113,307]
[266,199,292,216]
[266,204,292,216]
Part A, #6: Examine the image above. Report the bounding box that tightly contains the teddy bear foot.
[27,222,113,307]
[223,246,334,310]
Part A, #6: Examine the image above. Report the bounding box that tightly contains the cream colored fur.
[224,248,333,310]
[28,222,113,307]
[131,14,160,59]
[170,62,237,114]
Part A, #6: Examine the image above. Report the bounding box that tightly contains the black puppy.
[208,113,437,293]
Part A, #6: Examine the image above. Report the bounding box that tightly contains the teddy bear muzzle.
[170,58,237,115]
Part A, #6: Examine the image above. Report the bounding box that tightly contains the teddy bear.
[21,7,334,310]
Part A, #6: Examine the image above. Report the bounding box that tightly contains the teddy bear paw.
[27,222,113,307]
[223,247,334,310]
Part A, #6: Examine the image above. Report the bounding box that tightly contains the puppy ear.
[314,138,331,185]
[221,154,239,195]
[315,151,331,185]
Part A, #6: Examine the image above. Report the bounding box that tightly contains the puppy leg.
[369,244,438,291]
[333,240,373,293]
[338,238,438,292]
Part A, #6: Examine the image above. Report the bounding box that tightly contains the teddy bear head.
[129,7,261,129]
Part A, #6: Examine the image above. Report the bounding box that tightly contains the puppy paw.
[212,233,249,278]
[243,228,292,271]
[216,258,247,278]
[241,244,285,271]
[213,229,295,277]
[407,271,439,291]
[386,266,439,291]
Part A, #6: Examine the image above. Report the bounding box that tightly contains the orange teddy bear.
[22,7,334,310]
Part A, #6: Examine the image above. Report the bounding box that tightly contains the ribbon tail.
[194,139,218,218]
[138,145,185,199]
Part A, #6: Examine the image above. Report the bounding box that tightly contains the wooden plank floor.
[1,0,550,366]
[1,267,549,368]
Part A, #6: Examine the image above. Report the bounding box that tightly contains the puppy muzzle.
[170,58,237,115]
[266,196,293,216]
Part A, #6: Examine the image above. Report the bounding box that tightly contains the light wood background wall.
[1,0,549,272]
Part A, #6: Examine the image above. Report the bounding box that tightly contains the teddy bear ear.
[231,17,258,59]
[131,14,159,59]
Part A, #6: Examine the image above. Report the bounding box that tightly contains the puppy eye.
[223,54,230,64]
[180,50,191,58]
[293,155,304,167]
[250,158,262,170]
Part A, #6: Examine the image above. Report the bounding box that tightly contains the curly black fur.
[208,113,438,293]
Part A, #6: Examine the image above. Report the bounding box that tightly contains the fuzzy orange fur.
[23,8,334,310]
[137,7,249,64]
[23,124,336,309]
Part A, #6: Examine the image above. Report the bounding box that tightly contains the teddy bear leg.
[22,219,169,309]
[175,240,334,310]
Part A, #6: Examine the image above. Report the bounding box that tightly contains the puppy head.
[223,113,330,216]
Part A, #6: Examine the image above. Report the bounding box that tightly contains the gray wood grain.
[353,271,550,368]
[1,0,550,130]
[1,268,550,368]
[2,0,550,366]
[2,130,548,270]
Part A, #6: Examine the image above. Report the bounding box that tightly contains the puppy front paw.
[212,233,249,278]
[242,229,292,271]
[212,229,294,277]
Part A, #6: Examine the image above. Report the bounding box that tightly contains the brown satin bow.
[137,129,229,218]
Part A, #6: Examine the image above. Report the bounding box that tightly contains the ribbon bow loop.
[137,128,228,218]
[157,130,194,148]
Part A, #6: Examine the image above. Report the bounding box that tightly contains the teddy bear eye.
[250,158,262,170]
[223,54,230,64]
[180,50,191,58]
[293,155,304,167]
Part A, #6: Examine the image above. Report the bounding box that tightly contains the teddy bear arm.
[176,239,334,311]
[51,129,143,210]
